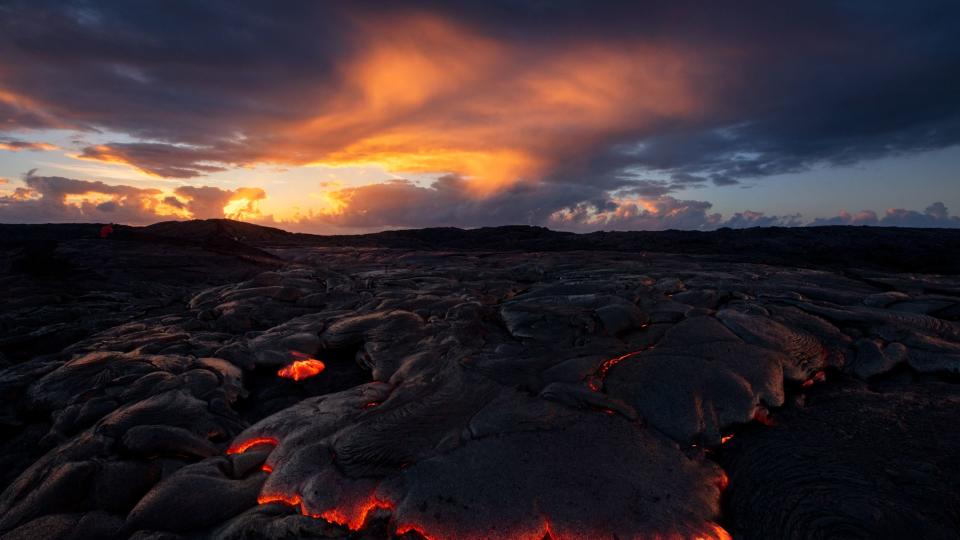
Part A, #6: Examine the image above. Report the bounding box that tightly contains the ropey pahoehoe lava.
[0,222,959,539]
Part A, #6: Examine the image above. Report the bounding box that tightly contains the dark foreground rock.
[0,220,958,539]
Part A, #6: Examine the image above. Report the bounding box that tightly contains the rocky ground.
[1,220,958,540]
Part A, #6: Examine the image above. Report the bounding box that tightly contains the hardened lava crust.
[1,220,958,540]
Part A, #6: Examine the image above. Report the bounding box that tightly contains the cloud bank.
[2,172,957,232]
[2,4,959,180]
[0,172,264,225]
[0,1,958,229]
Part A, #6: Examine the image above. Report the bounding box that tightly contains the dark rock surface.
[1,220,958,539]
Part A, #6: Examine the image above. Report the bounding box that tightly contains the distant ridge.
[2,219,960,273]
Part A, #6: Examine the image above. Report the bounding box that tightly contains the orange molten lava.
[261,464,273,473]
[397,522,437,539]
[226,436,279,455]
[258,492,302,507]
[321,495,396,531]
[697,523,734,540]
[720,435,734,444]
[277,357,326,381]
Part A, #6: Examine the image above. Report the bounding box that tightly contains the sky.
[1,1,959,233]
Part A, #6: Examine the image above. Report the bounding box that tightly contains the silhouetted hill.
[3,220,959,273]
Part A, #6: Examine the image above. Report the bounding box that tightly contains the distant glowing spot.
[752,407,776,426]
[721,435,734,444]
[363,401,382,409]
[801,370,826,388]
[226,436,279,455]
[716,470,729,492]
[261,464,273,473]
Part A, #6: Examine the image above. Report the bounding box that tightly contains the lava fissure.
[226,436,279,455]
[587,349,647,392]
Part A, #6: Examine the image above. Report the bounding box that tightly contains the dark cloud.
[1,0,957,192]
[77,143,238,178]
[721,211,803,229]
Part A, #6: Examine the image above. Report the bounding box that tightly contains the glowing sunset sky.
[1,1,959,232]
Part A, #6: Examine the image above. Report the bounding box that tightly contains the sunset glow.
[1,3,958,231]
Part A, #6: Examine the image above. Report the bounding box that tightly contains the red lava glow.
[587,350,645,391]
[720,435,734,444]
[277,357,326,381]
[320,495,396,531]
[396,523,437,539]
[396,518,557,540]
[99,224,113,238]
[258,492,302,507]
[226,436,279,455]
[261,464,273,473]
[257,493,732,540]
[696,523,734,540]
[752,407,776,426]
[801,370,827,388]
[363,401,382,409]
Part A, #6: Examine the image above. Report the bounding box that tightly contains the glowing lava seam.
[320,496,395,531]
[226,436,279,455]
[588,350,645,391]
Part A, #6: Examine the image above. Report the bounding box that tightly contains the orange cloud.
[0,139,59,152]
[285,13,702,196]
[75,13,706,199]
[0,173,266,224]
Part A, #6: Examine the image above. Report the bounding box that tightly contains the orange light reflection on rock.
[801,370,826,388]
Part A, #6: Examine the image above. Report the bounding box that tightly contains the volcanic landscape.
[1,219,959,540]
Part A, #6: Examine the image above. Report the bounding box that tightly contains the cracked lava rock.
[1,220,959,539]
